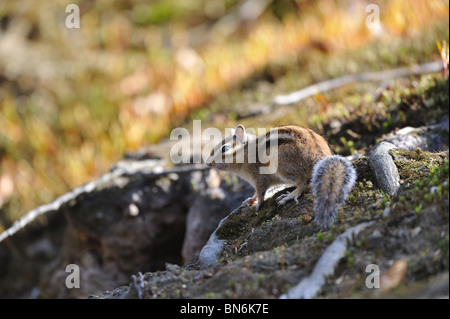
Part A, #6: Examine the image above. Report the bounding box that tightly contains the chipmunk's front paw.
[242,194,257,206]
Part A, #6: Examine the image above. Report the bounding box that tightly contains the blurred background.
[0,0,448,229]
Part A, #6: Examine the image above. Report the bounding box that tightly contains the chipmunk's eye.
[221,145,231,153]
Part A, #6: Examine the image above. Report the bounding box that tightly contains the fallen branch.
[0,161,209,243]
[237,60,444,119]
[272,60,444,106]
[280,221,374,299]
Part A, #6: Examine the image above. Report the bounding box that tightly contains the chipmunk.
[206,124,357,229]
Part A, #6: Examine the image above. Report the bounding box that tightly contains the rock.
[39,171,190,298]
[198,232,226,269]
[182,182,252,263]
[197,205,246,268]
[0,159,203,298]
[382,117,450,152]
[430,115,449,133]
[384,133,442,152]
[369,142,400,196]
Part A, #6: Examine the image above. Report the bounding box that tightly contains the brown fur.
[206,125,332,209]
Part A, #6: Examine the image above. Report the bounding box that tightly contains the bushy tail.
[311,155,357,229]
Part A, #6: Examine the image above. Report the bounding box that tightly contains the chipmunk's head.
[206,124,253,170]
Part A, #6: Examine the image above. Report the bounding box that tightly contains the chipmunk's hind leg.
[277,181,307,205]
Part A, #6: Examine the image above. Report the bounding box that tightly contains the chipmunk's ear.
[235,124,247,144]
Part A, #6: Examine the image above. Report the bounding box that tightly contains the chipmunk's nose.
[206,161,214,167]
